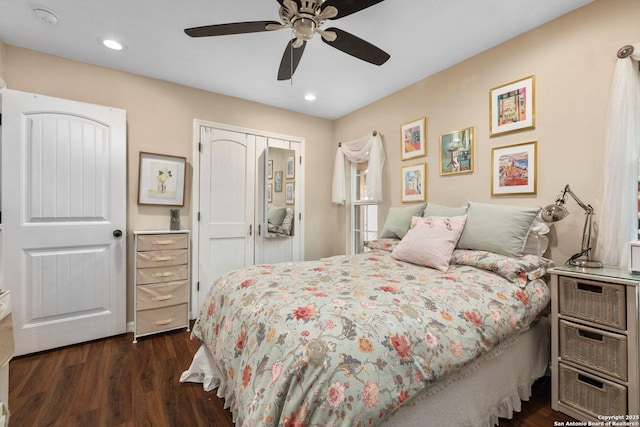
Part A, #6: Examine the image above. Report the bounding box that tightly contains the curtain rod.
[338,130,377,147]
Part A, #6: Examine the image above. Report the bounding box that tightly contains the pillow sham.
[391,215,467,272]
[379,203,426,239]
[280,208,294,234]
[451,249,554,288]
[268,205,286,225]
[457,201,541,258]
[523,216,550,256]
[364,238,401,252]
[422,202,468,217]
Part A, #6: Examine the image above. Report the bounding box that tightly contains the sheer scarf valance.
[597,43,640,267]
[332,132,385,205]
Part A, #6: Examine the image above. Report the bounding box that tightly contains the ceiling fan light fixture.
[292,18,316,41]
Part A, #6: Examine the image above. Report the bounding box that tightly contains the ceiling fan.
[184,0,390,81]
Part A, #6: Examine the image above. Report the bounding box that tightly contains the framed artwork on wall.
[286,156,295,179]
[401,162,426,203]
[490,75,535,136]
[491,141,537,196]
[401,117,426,160]
[439,126,474,176]
[137,152,186,206]
[274,171,283,192]
[268,160,273,179]
[267,183,273,203]
[285,182,295,205]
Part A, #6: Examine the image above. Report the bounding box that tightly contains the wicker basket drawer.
[136,264,188,285]
[136,280,188,311]
[137,233,188,251]
[135,303,188,336]
[559,277,626,330]
[136,249,187,268]
[559,363,627,418]
[559,320,628,380]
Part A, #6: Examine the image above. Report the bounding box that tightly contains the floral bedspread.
[190,245,552,426]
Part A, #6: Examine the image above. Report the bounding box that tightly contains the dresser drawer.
[559,277,626,330]
[559,320,627,381]
[136,249,187,268]
[136,264,188,285]
[137,233,188,251]
[136,280,188,310]
[559,363,627,418]
[136,303,188,336]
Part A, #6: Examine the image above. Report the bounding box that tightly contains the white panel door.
[1,89,126,356]
[197,126,254,310]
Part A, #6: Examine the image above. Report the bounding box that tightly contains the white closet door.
[1,89,127,355]
[197,126,255,310]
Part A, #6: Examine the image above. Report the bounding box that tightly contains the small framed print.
[267,160,273,179]
[491,141,537,196]
[267,183,273,203]
[286,156,295,179]
[274,171,283,192]
[401,117,426,160]
[285,182,295,205]
[401,163,426,203]
[439,127,474,176]
[137,152,186,206]
[490,75,535,136]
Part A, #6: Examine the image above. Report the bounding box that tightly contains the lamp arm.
[563,185,594,214]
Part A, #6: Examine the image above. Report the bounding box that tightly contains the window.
[351,162,378,254]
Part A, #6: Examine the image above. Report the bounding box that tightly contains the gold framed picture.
[401,117,426,160]
[490,75,535,136]
[439,127,474,176]
[401,162,426,202]
[491,141,537,196]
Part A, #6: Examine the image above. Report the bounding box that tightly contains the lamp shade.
[542,203,569,223]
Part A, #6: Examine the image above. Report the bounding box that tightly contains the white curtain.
[597,43,640,267]
[332,132,385,205]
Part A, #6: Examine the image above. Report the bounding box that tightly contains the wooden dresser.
[549,267,640,422]
[133,230,190,343]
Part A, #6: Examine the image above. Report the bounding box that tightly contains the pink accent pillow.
[391,215,467,272]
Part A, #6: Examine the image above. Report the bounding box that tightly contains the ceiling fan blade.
[278,39,306,81]
[320,0,385,19]
[185,21,281,37]
[322,27,390,66]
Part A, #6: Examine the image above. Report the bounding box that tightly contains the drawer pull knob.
[153,318,173,326]
[578,330,604,341]
[153,256,176,262]
[152,272,175,278]
[578,374,604,389]
[152,239,176,245]
[577,283,603,294]
[152,294,174,302]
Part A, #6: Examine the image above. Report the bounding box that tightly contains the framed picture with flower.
[138,152,186,206]
[401,162,426,203]
[401,117,426,160]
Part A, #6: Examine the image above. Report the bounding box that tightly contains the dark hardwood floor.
[8,325,576,426]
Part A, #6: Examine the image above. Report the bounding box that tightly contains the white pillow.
[523,216,550,256]
[391,215,467,272]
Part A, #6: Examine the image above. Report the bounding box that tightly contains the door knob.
[113,229,123,238]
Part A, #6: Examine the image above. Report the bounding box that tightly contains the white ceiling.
[0,0,592,120]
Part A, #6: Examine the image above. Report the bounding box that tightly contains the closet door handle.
[249,224,252,236]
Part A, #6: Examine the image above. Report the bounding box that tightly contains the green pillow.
[268,205,286,225]
[423,202,468,217]
[457,201,541,258]
[380,203,426,239]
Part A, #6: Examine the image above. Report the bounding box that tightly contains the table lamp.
[542,184,603,268]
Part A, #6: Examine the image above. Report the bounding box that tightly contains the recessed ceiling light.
[33,7,58,25]
[101,39,125,51]
[304,94,317,101]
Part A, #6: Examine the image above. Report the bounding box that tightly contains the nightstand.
[549,266,640,421]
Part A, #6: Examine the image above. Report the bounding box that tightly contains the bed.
[181,202,553,426]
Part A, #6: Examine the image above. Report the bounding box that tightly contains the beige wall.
[0,44,337,320]
[333,0,640,266]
